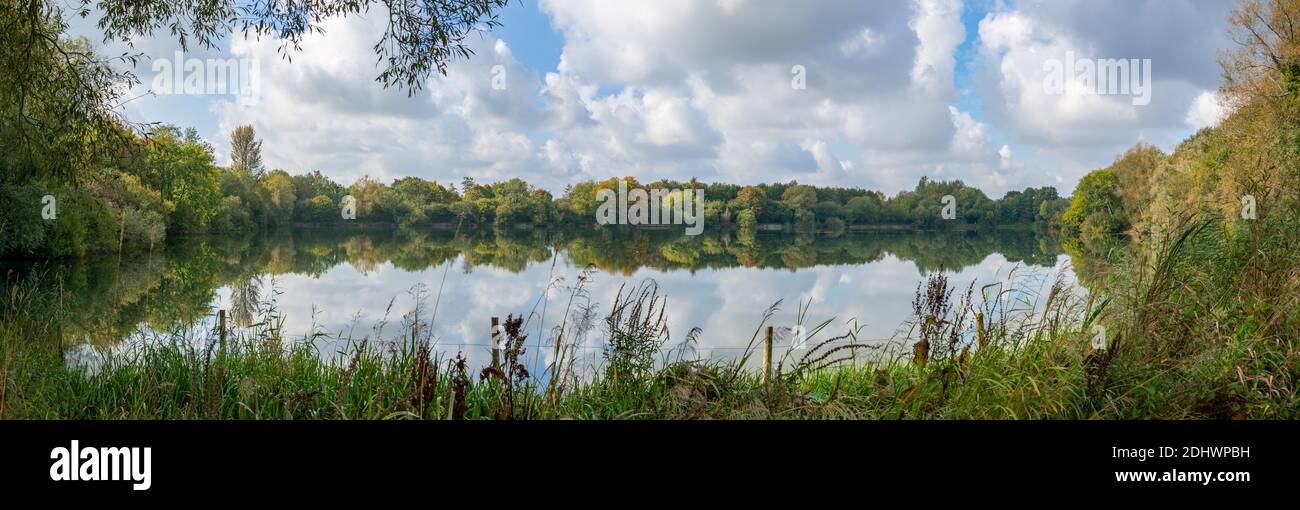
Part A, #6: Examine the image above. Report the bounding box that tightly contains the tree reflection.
[9,227,1065,348]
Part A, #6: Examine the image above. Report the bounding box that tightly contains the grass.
[1,217,1297,420]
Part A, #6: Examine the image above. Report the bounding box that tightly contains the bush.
[793,208,816,231]
[423,202,455,223]
[1062,168,1127,234]
[736,209,757,230]
[295,195,337,223]
[211,196,255,232]
[824,217,846,232]
[114,204,167,249]
[45,189,117,258]
[0,184,49,256]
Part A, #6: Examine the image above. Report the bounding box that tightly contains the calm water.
[9,228,1075,371]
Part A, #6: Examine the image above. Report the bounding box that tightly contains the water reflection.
[6,228,1070,369]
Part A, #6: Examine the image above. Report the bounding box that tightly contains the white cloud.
[840,28,881,57]
[1185,90,1227,130]
[910,0,964,95]
[538,0,979,191]
[973,0,1236,190]
[998,144,1023,171]
[72,0,1238,199]
[207,13,578,188]
[949,106,991,158]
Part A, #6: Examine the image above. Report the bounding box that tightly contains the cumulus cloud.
[1185,90,1227,131]
[973,0,1236,187]
[208,13,572,188]
[71,0,1240,198]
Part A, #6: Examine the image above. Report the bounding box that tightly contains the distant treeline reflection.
[4,228,1063,347]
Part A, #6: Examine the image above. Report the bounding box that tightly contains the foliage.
[77,0,512,93]
[0,1,138,185]
[140,126,221,232]
[1062,168,1127,237]
[229,125,264,178]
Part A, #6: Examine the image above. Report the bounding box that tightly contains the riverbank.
[0,300,1286,419]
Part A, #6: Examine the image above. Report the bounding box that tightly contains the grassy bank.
[2,218,1296,420]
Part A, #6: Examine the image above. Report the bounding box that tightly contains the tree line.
[1,118,1076,259]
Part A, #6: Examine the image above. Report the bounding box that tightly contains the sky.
[68,0,1238,197]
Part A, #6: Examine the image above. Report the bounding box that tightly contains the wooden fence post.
[491,316,500,369]
[58,280,65,362]
[762,326,773,385]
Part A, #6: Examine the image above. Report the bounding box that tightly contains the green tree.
[264,170,298,224]
[562,181,600,221]
[1,3,135,186]
[782,184,818,211]
[736,208,758,231]
[81,0,510,93]
[846,194,882,224]
[229,125,265,178]
[349,176,399,221]
[144,126,221,232]
[1062,168,1127,235]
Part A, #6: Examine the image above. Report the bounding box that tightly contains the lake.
[5,228,1075,372]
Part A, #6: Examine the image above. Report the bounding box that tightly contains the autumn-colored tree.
[1220,0,1300,111]
[736,186,766,217]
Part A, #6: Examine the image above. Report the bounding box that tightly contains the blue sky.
[74,0,1236,197]
[494,1,565,74]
